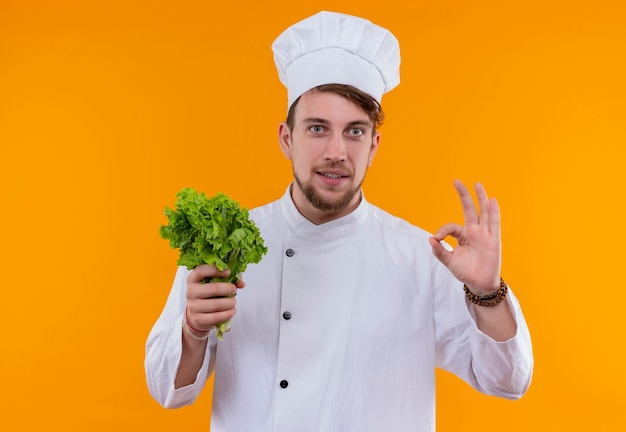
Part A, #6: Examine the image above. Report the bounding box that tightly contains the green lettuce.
[159,188,268,340]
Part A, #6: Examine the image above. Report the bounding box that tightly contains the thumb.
[429,236,452,267]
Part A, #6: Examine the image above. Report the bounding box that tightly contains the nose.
[323,133,346,163]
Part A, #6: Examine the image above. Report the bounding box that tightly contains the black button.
[280,380,289,389]
[283,311,292,320]
[285,248,295,257]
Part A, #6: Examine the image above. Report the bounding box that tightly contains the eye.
[309,125,325,134]
[348,127,365,137]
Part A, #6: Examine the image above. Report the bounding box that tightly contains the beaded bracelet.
[463,278,509,307]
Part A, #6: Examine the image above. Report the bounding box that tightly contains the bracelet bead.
[463,278,509,307]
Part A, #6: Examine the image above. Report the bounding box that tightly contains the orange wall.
[1,0,624,430]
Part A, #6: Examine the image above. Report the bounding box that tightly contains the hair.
[286,83,385,131]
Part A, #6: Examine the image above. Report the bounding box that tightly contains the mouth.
[316,170,350,187]
[318,172,347,179]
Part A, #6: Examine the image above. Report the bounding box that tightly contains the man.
[145,11,533,431]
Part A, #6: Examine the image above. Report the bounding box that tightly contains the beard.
[293,166,364,213]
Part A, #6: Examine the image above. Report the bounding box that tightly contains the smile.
[320,173,346,179]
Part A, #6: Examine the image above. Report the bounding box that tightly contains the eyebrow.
[302,117,372,129]
[302,117,330,125]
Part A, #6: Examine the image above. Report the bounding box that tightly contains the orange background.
[1,0,625,430]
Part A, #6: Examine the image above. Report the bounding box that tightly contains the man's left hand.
[428,180,502,295]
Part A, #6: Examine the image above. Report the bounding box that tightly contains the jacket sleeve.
[144,266,217,408]
[433,260,534,399]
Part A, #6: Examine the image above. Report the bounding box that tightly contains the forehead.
[293,90,371,125]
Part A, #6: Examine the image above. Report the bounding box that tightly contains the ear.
[367,132,381,166]
[278,122,293,160]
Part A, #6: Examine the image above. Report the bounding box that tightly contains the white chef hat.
[272,11,401,109]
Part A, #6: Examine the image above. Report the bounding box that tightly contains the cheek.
[292,144,321,165]
[357,149,374,169]
[290,150,313,175]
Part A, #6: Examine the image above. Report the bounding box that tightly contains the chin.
[307,185,359,213]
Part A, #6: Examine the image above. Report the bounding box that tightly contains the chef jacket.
[145,186,533,432]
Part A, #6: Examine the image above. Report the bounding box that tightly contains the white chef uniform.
[145,187,533,432]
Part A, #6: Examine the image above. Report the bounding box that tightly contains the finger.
[453,179,478,226]
[433,222,464,241]
[235,278,246,289]
[194,309,238,330]
[191,296,237,314]
[428,236,452,267]
[188,264,231,284]
[187,280,238,301]
[474,182,490,227]
[187,294,238,330]
[489,197,501,238]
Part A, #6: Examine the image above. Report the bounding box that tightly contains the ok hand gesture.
[428,180,502,295]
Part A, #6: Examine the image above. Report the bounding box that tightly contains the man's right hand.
[185,264,245,334]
